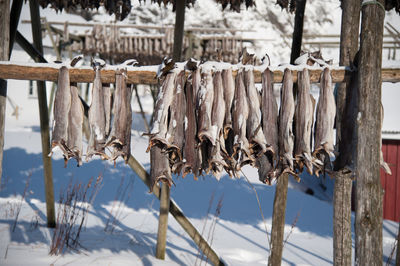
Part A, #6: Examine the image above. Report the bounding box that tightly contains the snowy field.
[1,1,400,265]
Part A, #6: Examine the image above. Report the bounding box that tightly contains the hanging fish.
[66,83,84,166]
[197,67,215,174]
[209,70,227,179]
[313,68,336,176]
[106,68,132,163]
[147,69,178,151]
[257,68,279,184]
[51,66,71,163]
[150,145,173,192]
[182,66,201,178]
[87,60,108,160]
[166,70,187,174]
[276,69,298,181]
[245,67,267,157]
[294,68,315,174]
[232,69,252,171]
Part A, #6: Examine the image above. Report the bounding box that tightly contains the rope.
[361,0,385,12]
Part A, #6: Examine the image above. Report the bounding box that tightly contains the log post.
[268,174,288,266]
[396,222,400,265]
[29,0,56,228]
[8,0,22,59]
[355,1,385,264]
[172,0,185,62]
[0,0,10,183]
[155,182,171,259]
[289,0,307,65]
[333,0,360,265]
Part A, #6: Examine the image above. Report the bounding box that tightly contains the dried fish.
[87,62,108,160]
[209,70,227,179]
[257,68,279,184]
[294,69,314,174]
[182,68,201,178]
[232,69,252,170]
[313,68,336,176]
[106,68,132,163]
[150,146,173,193]
[66,83,84,166]
[197,68,215,174]
[147,69,177,151]
[166,70,187,173]
[51,66,71,163]
[277,69,298,180]
[246,67,267,157]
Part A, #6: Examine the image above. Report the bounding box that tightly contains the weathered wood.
[396,222,400,266]
[155,182,171,260]
[1,62,400,84]
[268,173,289,266]
[29,0,55,228]
[333,0,360,264]
[355,1,385,264]
[172,0,186,62]
[8,0,22,59]
[0,0,10,184]
[290,0,307,65]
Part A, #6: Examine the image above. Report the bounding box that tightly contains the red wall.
[380,139,400,222]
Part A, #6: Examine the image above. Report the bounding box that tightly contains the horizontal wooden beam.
[0,61,399,84]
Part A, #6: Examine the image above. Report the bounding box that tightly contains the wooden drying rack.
[1,61,400,84]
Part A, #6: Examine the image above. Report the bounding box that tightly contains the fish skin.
[294,68,314,174]
[257,68,280,183]
[51,66,72,165]
[232,69,252,170]
[106,68,132,163]
[150,145,173,193]
[66,83,84,166]
[222,68,235,139]
[147,69,178,151]
[313,68,336,176]
[277,69,298,181]
[245,67,267,157]
[87,64,108,160]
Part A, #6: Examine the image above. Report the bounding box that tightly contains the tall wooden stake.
[29,0,56,228]
[172,0,185,62]
[333,1,360,265]
[268,174,288,266]
[156,182,171,259]
[355,1,385,264]
[0,0,10,183]
[269,1,307,265]
[8,0,22,59]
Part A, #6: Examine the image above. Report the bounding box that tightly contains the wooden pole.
[8,0,22,59]
[155,182,171,259]
[29,0,55,228]
[355,1,385,264]
[290,0,307,65]
[333,0,360,265]
[268,174,288,266]
[0,0,10,183]
[172,0,186,62]
[133,85,150,133]
[2,62,400,84]
[396,222,400,266]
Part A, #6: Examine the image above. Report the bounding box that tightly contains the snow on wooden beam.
[0,61,400,84]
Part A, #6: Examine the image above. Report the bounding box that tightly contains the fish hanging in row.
[50,56,84,166]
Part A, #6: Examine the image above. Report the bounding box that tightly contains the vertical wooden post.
[8,0,22,59]
[156,182,171,259]
[269,2,306,265]
[172,0,185,62]
[333,0,360,265]
[0,0,10,183]
[396,222,400,266]
[355,1,385,264]
[289,0,307,65]
[268,174,288,266]
[29,0,56,228]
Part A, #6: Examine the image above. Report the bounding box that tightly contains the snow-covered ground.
[1,1,400,265]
